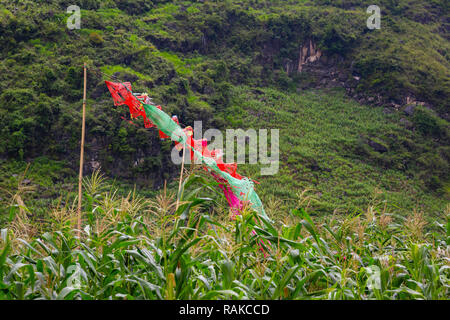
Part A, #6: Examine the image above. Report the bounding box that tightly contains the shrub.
[412,107,448,138]
[89,32,104,45]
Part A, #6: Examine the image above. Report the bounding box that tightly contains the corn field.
[0,171,449,300]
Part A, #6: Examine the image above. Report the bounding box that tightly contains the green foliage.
[100,65,153,81]
[412,107,449,138]
[225,86,448,215]
[0,172,448,300]
[0,0,447,219]
[89,32,104,45]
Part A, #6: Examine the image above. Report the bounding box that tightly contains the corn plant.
[0,173,448,300]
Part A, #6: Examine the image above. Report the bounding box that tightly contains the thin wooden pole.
[77,63,87,238]
[176,146,186,211]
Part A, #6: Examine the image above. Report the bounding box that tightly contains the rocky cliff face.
[293,40,349,91]
[288,40,445,121]
[298,39,322,73]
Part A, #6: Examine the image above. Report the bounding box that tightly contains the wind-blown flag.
[105,81,268,220]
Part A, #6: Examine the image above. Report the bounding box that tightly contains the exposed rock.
[90,160,100,170]
[404,104,416,116]
[134,158,145,167]
[405,96,415,105]
[201,34,207,47]
[298,39,322,72]
[368,139,388,153]
[386,101,401,110]
[283,58,295,75]
[291,43,439,117]
[404,95,431,109]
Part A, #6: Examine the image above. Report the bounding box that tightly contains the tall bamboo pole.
[176,145,186,211]
[77,63,87,238]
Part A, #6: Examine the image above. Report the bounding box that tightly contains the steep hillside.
[0,0,448,219]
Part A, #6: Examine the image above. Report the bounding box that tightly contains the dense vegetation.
[0,171,448,299]
[0,0,448,300]
[0,0,448,219]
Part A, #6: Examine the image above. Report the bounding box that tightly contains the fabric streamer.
[105,81,269,221]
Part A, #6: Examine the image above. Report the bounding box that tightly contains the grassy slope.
[225,86,447,218]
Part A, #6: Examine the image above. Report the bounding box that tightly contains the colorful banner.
[105,81,268,220]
